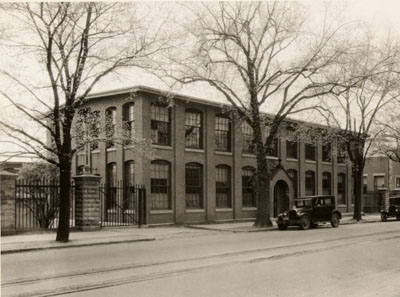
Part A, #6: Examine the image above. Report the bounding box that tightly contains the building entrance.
[273,180,289,217]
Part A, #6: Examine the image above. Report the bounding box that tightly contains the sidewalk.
[1,213,382,254]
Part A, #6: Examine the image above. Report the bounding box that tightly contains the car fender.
[332,210,342,219]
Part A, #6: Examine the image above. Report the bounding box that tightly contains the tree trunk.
[56,157,72,242]
[352,163,363,221]
[254,155,273,227]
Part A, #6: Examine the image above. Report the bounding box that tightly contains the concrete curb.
[1,237,155,255]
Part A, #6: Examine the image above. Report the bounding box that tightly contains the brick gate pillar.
[1,171,18,235]
[73,174,102,231]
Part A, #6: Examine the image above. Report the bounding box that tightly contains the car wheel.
[278,224,288,230]
[381,213,387,222]
[331,213,340,228]
[300,215,311,230]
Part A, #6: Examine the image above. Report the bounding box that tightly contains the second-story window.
[185,109,202,149]
[105,107,116,148]
[215,115,231,152]
[265,126,279,157]
[151,103,170,146]
[305,139,316,161]
[337,142,346,164]
[242,121,254,154]
[322,143,331,162]
[123,103,135,145]
[286,127,298,159]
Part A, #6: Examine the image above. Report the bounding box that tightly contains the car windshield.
[389,198,400,206]
[294,199,312,208]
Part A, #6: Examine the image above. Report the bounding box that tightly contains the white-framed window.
[395,177,400,189]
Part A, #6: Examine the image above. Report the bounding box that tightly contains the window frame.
[123,103,135,145]
[286,127,298,159]
[185,109,203,149]
[216,165,232,208]
[305,170,316,196]
[241,121,254,154]
[185,163,203,209]
[322,172,332,195]
[151,102,171,146]
[215,115,232,152]
[242,166,256,207]
[150,160,171,210]
[105,107,117,149]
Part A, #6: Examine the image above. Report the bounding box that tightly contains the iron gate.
[99,182,146,227]
[15,179,75,230]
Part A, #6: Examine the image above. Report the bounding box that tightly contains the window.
[106,162,117,209]
[286,127,297,159]
[322,143,331,162]
[265,126,279,157]
[151,161,171,210]
[242,167,256,207]
[185,163,203,208]
[215,115,231,152]
[123,103,135,145]
[216,165,231,208]
[338,173,346,204]
[241,121,254,153]
[374,175,385,189]
[322,172,332,195]
[105,107,116,148]
[124,161,135,210]
[287,169,298,198]
[151,103,171,146]
[77,165,85,175]
[363,175,368,193]
[90,111,100,151]
[305,170,315,196]
[305,140,316,161]
[337,143,346,164]
[185,109,202,148]
[396,177,400,189]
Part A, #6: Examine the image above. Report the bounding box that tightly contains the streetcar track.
[6,234,400,297]
[3,230,399,289]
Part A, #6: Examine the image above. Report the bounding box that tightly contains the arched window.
[185,163,203,209]
[124,161,135,210]
[105,107,116,148]
[322,172,332,195]
[151,103,170,145]
[305,170,315,196]
[106,162,117,209]
[151,160,171,210]
[123,103,135,144]
[216,165,231,208]
[287,169,298,198]
[242,166,256,207]
[185,109,203,148]
[338,173,346,204]
[215,115,231,152]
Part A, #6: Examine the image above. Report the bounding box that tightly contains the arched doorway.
[274,180,289,217]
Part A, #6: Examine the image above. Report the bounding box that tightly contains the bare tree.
[319,37,400,221]
[162,2,355,226]
[375,111,400,162]
[0,3,169,241]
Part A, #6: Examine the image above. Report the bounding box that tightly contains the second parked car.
[277,195,342,230]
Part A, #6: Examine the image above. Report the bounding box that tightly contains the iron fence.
[99,182,146,227]
[363,191,383,213]
[15,179,75,231]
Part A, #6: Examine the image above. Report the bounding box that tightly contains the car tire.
[300,215,311,230]
[381,213,387,222]
[331,213,340,228]
[278,224,288,230]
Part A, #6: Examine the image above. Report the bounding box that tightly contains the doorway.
[274,180,289,217]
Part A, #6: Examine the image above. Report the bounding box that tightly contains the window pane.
[185,111,202,148]
[322,172,331,195]
[185,164,203,208]
[242,167,256,207]
[215,116,231,151]
[242,122,254,153]
[338,173,346,204]
[216,166,231,208]
[151,162,170,209]
[151,104,170,145]
[305,171,315,196]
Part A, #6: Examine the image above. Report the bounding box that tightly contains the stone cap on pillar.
[73,174,102,181]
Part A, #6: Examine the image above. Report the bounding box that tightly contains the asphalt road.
[2,222,400,297]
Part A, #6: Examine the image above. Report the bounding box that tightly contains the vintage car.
[380,196,400,221]
[277,195,342,230]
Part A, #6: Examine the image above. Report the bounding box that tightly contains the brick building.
[73,85,354,225]
[364,156,400,192]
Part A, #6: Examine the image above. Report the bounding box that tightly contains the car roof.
[295,195,335,200]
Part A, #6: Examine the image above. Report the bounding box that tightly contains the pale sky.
[1,0,400,155]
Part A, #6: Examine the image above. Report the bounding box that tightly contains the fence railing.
[99,182,146,227]
[15,179,75,231]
